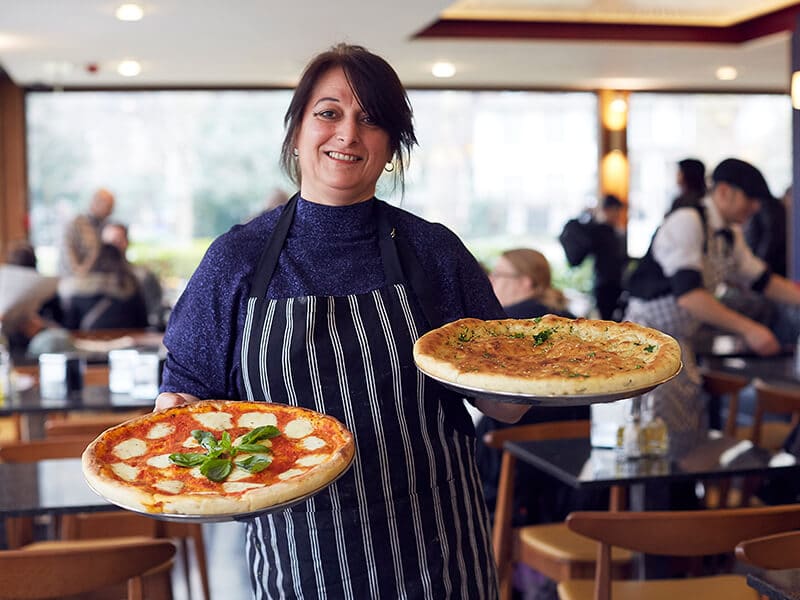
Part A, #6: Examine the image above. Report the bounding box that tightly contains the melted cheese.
[301,436,326,451]
[153,480,184,494]
[111,462,140,482]
[238,412,277,428]
[113,438,148,460]
[284,418,313,439]
[278,468,305,480]
[296,454,328,467]
[182,436,201,448]
[146,454,173,469]
[147,423,174,439]
[223,482,265,493]
[193,412,234,430]
[227,467,255,482]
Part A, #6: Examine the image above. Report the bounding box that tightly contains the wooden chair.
[558,504,800,600]
[485,420,632,600]
[0,436,211,600]
[44,409,149,437]
[0,537,176,600]
[700,368,750,438]
[747,378,800,450]
[735,530,800,570]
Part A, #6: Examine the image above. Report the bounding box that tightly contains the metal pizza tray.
[418,363,683,406]
[85,453,355,524]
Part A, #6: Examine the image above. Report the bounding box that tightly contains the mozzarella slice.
[193,412,233,430]
[147,423,174,439]
[227,467,255,482]
[113,438,147,460]
[182,436,201,448]
[278,468,305,480]
[111,462,140,482]
[284,418,313,439]
[296,454,328,467]
[223,482,265,493]
[238,412,277,428]
[301,436,326,450]
[146,454,173,469]
[154,480,184,494]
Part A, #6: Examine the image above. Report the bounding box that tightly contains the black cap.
[711,158,772,200]
[601,194,623,209]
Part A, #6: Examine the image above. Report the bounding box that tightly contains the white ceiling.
[0,0,794,92]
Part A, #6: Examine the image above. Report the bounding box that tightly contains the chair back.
[566,504,800,600]
[700,368,749,436]
[0,436,95,462]
[483,419,590,449]
[45,410,147,438]
[751,378,800,448]
[735,530,800,570]
[0,537,175,599]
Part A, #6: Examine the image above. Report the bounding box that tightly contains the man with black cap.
[625,157,800,456]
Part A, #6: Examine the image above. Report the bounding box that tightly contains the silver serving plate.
[85,454,354,524]
[419,362,683,406]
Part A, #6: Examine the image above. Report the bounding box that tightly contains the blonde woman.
[489,248,574,318]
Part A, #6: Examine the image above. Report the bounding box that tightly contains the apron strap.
[249,193,299,299]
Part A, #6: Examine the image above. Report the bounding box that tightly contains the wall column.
[598,89,630,204]
[0,69,28,259]
[792,16,800,280]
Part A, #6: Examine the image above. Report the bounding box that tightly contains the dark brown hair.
[280,43,417,196]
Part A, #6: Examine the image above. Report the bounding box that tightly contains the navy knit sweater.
[161,197,503,400]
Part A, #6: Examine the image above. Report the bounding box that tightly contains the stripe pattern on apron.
[240,196,498,599]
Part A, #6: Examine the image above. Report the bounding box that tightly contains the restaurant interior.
[4,1,800,599]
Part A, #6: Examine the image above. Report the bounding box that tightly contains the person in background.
[668,158,706,214]
[489,248,574,318]
[625,158,800,457]
[478,247,603,600]
[743,176,787,277]
[156,43,529,598]
[559,194,629,320]
[58,243,148,330]
[101,222,166,329]
[59,188,115,276]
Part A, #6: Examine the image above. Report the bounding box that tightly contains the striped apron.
[240,196,498,599]
[625,227,736,455]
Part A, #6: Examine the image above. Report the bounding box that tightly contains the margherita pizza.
[413,315,681,396]
[82,400,354,516]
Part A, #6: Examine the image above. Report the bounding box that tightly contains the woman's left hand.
[154,391,200,411]
[474,398,531,423]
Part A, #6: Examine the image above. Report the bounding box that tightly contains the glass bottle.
[641,392,669,457]
[0,332,12,403]
[616,397,644,459]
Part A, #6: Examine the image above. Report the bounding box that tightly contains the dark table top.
[0,458,115,517]
[505,435,799,489]
[748,571,800,600]
[0,385,155,416]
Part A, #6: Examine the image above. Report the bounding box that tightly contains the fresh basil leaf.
[241,425,281,444]
[200,457,233,482]
[192,430,219,452]
[168,453,207,468]
[220,431,232,453]
[235,443,272,454]
[236,455,273,473]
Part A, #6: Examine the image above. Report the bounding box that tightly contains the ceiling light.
[609,97,627,114]
[115,3,144,21]
[715,66,738,81]
[431,61,456,78]
[117,60,141,77]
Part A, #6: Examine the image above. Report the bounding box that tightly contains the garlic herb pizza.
[413,315,681,396]
[82,400,355,516]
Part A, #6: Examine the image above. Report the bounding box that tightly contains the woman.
[157,44,528,599]
[489,248,574,318]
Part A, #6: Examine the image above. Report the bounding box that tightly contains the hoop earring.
[292,148,299,158]
[384,162,394,172]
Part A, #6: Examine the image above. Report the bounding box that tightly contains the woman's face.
[489,255,531,307]
[294,67,392,206]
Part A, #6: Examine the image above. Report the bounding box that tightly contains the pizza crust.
[413,315,681,396]
[82,400,355,516]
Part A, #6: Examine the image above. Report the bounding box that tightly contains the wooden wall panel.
[0,70,28,260]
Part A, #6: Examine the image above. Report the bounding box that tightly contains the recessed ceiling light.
[115,3,144,21]
[432,61,456,78]
[117,60,141,77]
[716,66,738,81]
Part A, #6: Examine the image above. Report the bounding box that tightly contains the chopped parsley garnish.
[458,328,476,343]
[169,426,281,482]
[533,328,555,346]
[644,344,657,352]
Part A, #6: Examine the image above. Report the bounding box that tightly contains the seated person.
[488,248,575,318]
[58,243,148,330]
[478,249,605,525]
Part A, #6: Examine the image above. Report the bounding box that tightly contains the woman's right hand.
[154,392,200,411]
[742,322,781,356]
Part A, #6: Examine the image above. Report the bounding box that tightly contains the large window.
[26,90,599,296]
[627,93,791,257]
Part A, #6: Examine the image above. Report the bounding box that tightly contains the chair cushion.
[558,574,757,600]
[519,523,633,562]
